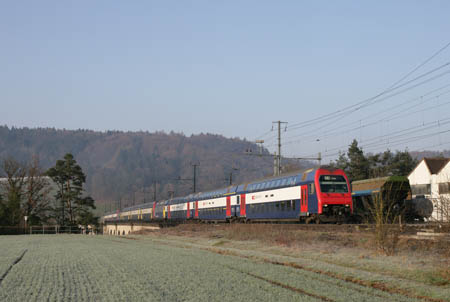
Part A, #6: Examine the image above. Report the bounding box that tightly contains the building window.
[439,182,450,194]
[411,184,431,195]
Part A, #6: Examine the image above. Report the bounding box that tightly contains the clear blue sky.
[1,1,450,161]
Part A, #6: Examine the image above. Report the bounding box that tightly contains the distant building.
[408,158,450,222]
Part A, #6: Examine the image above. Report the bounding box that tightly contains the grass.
[0,231,448,302]
[153,223,450,301]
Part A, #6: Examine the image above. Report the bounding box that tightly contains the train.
[351,176,433,223]
[103,166,353,225]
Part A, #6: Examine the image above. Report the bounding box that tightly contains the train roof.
[163,166,348,205]
[351,176,410,196]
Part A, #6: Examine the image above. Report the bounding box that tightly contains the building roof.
[423,157,450,175]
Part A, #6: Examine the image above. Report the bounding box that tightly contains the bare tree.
[23,156,52,225]
[0,157,27,226]
[369,180,407,255]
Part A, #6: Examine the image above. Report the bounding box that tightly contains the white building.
[408,157,450,222]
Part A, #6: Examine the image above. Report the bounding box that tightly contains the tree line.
[332,139,418,182]
[0,153,97,227]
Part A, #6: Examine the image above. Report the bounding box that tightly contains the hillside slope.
[0,126,305,206]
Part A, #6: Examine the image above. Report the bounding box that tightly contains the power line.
[383,41,450,90]
[260,41,450,160]
[283,41,450,133]
[278,89,450,147]
[287,63,450,133]
[298,116,450,159]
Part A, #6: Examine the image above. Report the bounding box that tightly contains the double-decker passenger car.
[104,166,352,224]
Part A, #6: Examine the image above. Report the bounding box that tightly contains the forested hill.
[0,126,303,205]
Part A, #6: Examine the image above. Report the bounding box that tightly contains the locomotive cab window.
[319,175,348,193]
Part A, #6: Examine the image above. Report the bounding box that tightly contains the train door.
[240,194,246,217]
[195,201,199,219]
[226,196,231,217]
[301,185,308,213]
[187,202,190,219]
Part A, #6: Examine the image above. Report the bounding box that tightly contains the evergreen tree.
[334,151,349,171]
[47,153,96,226]
[389,151,417,176]
[333,140,417,180]
[346,139,370,181]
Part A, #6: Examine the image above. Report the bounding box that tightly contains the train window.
[237,196,240,204]
[275,180,281,187]
[309,183,315,194]
[319,175,348,193]
[281,178,287,186]
[281,201,285,211]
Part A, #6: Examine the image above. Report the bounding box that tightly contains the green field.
[0,234,448,302]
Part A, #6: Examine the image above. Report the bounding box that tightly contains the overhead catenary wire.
[286,41,450,132]
[296,117,450,159]
[280,82,450,144]
[286,64,450,133]
[277,90,450,147]
[260,41,450,161]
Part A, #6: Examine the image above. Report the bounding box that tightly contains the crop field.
[0,232,449,302]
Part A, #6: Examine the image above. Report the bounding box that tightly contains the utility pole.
[255,140,265,154]
[272,121,288,176]
[176,162,200,194]
[291,152,322,167]
[62,198,65,226]
[227,167,239,185]
[153,181,157,201]
[245,139,279,176]
[191,162,199,193]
